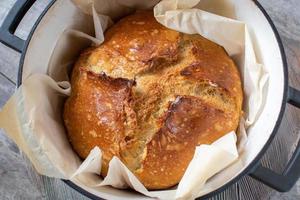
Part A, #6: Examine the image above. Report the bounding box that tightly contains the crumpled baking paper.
[0,0,268,199]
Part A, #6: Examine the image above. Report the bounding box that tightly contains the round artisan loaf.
[63,10,243,189]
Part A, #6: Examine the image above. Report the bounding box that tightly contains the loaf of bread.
[63,10,243,190]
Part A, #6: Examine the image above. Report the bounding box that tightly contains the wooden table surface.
[0,0,299,199]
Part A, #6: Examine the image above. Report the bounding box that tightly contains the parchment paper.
[0,0,268,199]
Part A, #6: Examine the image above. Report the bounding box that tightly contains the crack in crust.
[63,10,243,189]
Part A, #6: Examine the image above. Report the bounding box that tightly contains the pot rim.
[17,0,289,199]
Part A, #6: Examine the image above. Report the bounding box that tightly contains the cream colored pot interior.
[21,0,285,199]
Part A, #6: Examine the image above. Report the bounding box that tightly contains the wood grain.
[0,0,299,199]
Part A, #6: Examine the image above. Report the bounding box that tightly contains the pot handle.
[0,0,36,53]
[249,86,300,192]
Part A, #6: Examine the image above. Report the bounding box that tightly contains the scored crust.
[63,10,243,189]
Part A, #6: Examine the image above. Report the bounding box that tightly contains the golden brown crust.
[64,70,135,175]
[135,96,235,189]
[63,10,243,189]
[85,11,181,79]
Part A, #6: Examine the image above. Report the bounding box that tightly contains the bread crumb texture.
[63,11,243,189]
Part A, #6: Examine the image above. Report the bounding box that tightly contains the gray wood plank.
[40,177,88,200]
[0,43,20,84]
[259,0,300,42]
[0,130,43,200]
[21,153,88,200]
[0,0,20,83]
[0,0,16,26]
[0,73,15,107]
[0,0,51,84]
[0,0,19,84]
[15,0,53,40]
